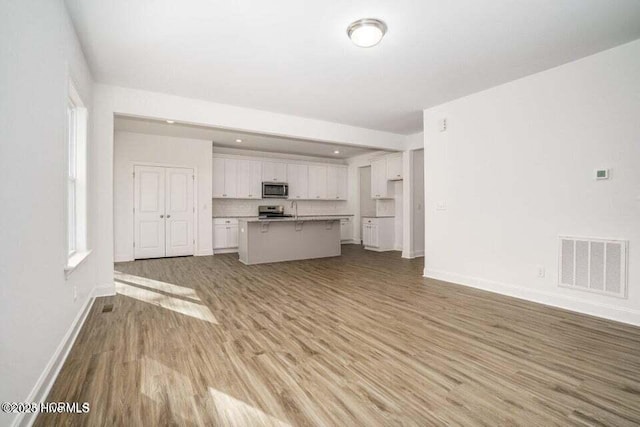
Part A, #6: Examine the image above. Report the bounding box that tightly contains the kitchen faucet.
[290,200,298,219]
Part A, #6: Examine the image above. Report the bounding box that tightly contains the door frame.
[131,161,198,259]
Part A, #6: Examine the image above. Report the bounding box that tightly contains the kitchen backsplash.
[213,199,350,217]
[376,199,395,217]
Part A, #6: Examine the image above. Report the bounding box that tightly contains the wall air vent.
[559,236,628,298]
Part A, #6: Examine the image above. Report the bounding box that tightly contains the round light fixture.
[235,139,243,143]
[166,120,175,124]
[347,18,387,48]
[334,150,340,154]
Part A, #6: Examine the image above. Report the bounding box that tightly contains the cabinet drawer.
[362,217,379,226]
[213,218,239,225]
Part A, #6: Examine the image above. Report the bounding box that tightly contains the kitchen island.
[238,216,347,265]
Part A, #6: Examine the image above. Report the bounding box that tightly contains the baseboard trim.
[12,290,97,427]
[212,248,238,255]
[341,239,360,245]
[424,269,640,327]
[195,249,214,256]
[402,249,425,259]
[114,254,133,263]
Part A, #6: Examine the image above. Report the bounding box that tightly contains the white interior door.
[134,166,166,259]
[165,167,195,257]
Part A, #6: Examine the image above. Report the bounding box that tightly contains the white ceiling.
[114,116,388,159]
[67,0,640,134]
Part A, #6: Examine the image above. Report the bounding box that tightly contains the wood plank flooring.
[37,246,640,426]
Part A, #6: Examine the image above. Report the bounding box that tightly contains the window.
[65,81,90,274]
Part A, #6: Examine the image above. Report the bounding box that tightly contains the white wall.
[412,150,425,257]
[0,0,99,423]
[423,39,640,325]
[393,182,403,250]
[114,132,213,261]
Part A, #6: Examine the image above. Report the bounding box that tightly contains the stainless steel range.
[258,205,293,219]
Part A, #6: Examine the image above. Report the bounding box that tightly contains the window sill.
[65,249,92,277]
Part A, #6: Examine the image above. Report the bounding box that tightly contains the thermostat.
[595,169,609,180]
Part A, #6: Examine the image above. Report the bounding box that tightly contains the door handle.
[166,215,171,218]
[160,215,164,218]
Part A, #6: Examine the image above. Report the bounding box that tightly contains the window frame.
[65,80,91,275]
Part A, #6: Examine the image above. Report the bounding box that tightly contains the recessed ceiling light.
[334,150,340,154]
[235,139,243,143]
[347,18,387,48]
[166,120,175,124]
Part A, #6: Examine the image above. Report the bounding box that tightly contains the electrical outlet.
[536,266,545,278]
[436,201,447,211]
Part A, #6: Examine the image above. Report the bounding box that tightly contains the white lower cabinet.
[213,218,239,252]
[340,218,353,242]
[362,217,394,251]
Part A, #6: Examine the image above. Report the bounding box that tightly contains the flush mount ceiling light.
[334,150,340,154]
[347,18,387,48]
[166,120,175,124]
[235,139,243,143]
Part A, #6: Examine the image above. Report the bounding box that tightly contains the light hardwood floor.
[37,246,640,426]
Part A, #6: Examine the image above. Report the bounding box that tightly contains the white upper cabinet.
[371,157,392,199]
[287,163,308,200]
[262,161,287,183]
[327,165,348,200]
[213,154,349,201]
[236,160,262,199]
[212,157,226,198]
[386,153,403,180]
[308,165,327,199]
[213,157,238,198]
[223,158,238,198]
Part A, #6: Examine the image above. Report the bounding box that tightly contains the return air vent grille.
[559,236,628,298]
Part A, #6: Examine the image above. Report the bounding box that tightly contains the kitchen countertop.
[240,215,352,223]
[213,214,354,219]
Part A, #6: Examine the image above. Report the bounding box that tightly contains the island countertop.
[239,215,351,223]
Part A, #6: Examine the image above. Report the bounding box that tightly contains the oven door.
[262,182,288,198]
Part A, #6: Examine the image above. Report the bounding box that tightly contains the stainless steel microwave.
[262,182,288,199]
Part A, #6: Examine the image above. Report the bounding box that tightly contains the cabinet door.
[249,161,262,198]
[336,166,347,200]
[370,224,379,247]
[236,160,252,199]
[308,165,327,199]
[287,163,308,200]
[363,224,371,246]
[213,224,227,249]
[370,158,385,199]
[340,219,351,241]
[223,159,238,198]
[236,160,261,199]
[262,161,287,182]
[326,166,338,199]
[372,158,393,199]
[386,154,403,180]
[212,157,226,198]
[227,224,239,248]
